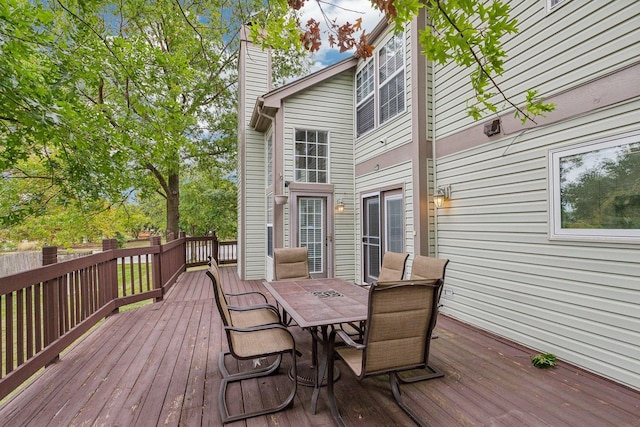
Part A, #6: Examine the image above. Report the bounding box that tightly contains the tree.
[1,0,306,238]
[254,0,555,124]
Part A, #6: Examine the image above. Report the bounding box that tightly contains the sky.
[299,0,384,72]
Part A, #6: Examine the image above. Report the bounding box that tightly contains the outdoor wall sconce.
[335,199,345,214]
[433,185,451,208]
[275,195,288,205]
[484,118,501,137]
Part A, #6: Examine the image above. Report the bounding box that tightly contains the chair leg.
[389,372,428,427]
[218,351,282,380]
[397,364,444,383]
[219,349,297,423]
[327,342,347,427]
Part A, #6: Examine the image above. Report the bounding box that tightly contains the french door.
[362,195,381,284]
[298,197,327,278]
[362,190,404,284]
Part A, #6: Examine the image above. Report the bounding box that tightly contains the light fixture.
[433,185,451,208]
[335,199,345,214]
[275,195,288,205]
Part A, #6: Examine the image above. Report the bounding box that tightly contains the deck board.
[1,266,639,427]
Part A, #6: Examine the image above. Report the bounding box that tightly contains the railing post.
[102,238,119,313]
[150,235,163,302]
[213,232,219,265]
[42,246,60,365]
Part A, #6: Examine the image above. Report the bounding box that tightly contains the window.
[549,132,640,241]
[378,33,405,124]
[547,0,566,11]
[266,133,273,187]
[266,194,273,257]
[354,31,406,137]
[294,129,328,183]
[356,61,375,136]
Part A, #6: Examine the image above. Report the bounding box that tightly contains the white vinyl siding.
[238,39,270,279]
[282,71,356,281]
[355,160,414,284]
[355,28,412,163]
[435,99,640,391]
[434,1,640,138]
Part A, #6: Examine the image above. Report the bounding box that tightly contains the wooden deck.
[1,267,638,427]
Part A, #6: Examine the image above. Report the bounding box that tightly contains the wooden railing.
[0,233,236,400]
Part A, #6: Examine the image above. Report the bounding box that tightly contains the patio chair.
[273,246,310,280]
[395,255,450,382]
[206,267,298,423]
[273,246,310,325]
[209,257,270,306]
[206,266,283,377]
[377,251,409,281]
[410,255,449,298]
[327,279,443,427]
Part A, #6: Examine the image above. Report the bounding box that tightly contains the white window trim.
[353,29,407,139]
[547,0,567,12]
[548,131,640,242]
[378,31,406,126]
[293,128,331,184]
[356,60,375,137]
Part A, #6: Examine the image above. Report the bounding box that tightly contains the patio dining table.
[263,277,369,414]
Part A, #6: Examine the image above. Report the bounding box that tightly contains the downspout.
[431,61,439,258]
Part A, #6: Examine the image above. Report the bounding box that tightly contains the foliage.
[531,353,557,369]
[0,199,151,248]
[262,0,555,124]
[1,0,305,240]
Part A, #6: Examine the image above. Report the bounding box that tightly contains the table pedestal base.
[289,364,340,387]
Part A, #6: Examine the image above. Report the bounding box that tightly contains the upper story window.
[356,61,375,137]
[548,0,566,11]
[294,129,328,183]
[379,33,405,124]
[355,31,406,137]
[548,132,640,241]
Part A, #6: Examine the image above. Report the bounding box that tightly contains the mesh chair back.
[410,255,449,281]
[206,264,232,327]
[274,247,310,280]
[362,279,441,374]
[377,252,409,281]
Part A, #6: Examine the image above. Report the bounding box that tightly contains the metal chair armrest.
[334,329,366,350]
[226,291,269,304]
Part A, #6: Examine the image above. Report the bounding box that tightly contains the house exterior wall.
[280,72,356,281]
[353,15,432,282]
[433,0,640,390]
[238,32,271,280]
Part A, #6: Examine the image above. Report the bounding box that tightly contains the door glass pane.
[386,196,403,252]
[363,195,381,281]
[298,197,325,274]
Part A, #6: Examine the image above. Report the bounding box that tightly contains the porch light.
[434,185,451,208]
[335,199,345,214]
[275,195,288,205]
